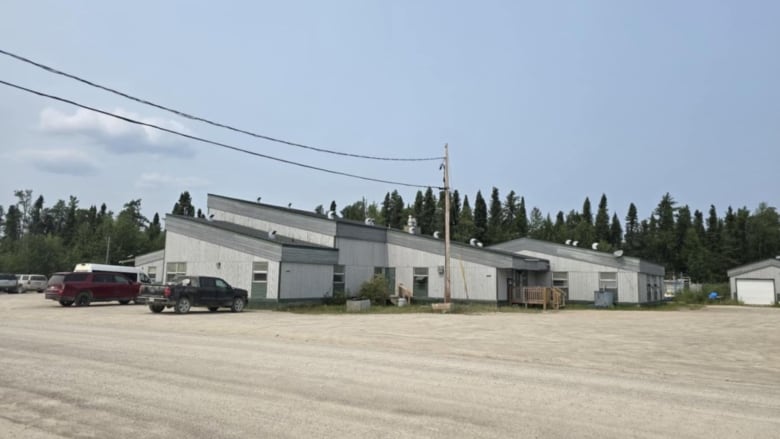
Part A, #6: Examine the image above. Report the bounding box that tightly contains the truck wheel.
[59,300,73,307]
[174,297,191,314]
[230,297,246,313]
[118,300,130,305]
[208,307,219,312]
[149,304,165,313]
[75,292,91,307]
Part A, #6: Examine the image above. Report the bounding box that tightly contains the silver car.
[0,273,18,293]
[17,274,48,293]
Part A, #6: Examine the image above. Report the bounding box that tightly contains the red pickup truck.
[44,272,142,307]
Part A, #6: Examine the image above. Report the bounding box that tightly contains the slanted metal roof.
[207,194,550,271]
[166,215,338,264]
[490,237,664,274]
[727,258,780,277]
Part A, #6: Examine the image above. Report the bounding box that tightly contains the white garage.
[735,279,776,306]
[728,259,780,306]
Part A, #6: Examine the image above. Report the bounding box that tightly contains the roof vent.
[364,218,375,225]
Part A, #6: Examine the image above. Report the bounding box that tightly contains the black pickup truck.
[137,276,248,314]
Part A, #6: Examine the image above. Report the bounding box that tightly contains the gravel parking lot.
[1,293,779,438]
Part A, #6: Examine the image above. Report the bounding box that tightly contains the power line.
[0,48,444,162]
[0,79,441,190]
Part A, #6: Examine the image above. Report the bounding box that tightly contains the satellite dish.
[565,239,572,245]
[476,242,483,248]
[591,243,599,250]
[268,230,277,239]
[327,211,336,219]
[613,250,624,257]
[409,226,417,235]
[208,214,215,221]
[256,197,262,203]
[433,231,441,239]
[364,218,375,225]
[288,203,292,208]
[572,241,579,247]
[469,238,478,246]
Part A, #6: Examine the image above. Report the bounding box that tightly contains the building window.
[413,267,428,298]
[599,272,618,300]
[147,266,157,282]
[166,262,186,282]
[252,261,268,298]
[333,265,345,294]
[552,272,569,296]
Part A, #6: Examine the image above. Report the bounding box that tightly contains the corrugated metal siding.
[281,246,339,265]
[336,239,388,267]
[279,263,333,300]
[167,216,283,261]
[345,265,375,297]
[135,250,164,266]
[209,195,337,237]
[164,232,280,298]
[618,272,639,303]
[389,243,498,301]
[336,223,388,243]
[210,210,336,247]
[492,238,665,274]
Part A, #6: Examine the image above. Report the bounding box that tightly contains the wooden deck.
[510,286,566,310]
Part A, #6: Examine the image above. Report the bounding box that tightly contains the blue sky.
[1,1,778,225]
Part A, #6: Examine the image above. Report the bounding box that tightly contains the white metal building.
[727,259,780,305]
[490,238,666,304]
[134,249,164,283]
[139,194,665,305]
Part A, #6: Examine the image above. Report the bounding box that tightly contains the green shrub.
[323,289,347,306]
[358,274,390,305]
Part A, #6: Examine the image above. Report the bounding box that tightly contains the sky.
[1,1,778,227]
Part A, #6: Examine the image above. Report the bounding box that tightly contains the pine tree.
[515,197,528,238]
[455,196,476,242]
[172,191,195,217]
[594,194,610,242]
[624,203,639,253]
[503,190,519,240]
[486,187,503,244]
[420,188,437,235]
[473,191,488,242]
[609,213,622,247]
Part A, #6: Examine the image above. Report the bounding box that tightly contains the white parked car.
[16,274,48,293]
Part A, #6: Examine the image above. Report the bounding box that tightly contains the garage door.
[736,279,776,305]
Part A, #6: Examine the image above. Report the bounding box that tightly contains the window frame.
[166,262,187,283]
[413,267,429,298]
[252,261,269,298]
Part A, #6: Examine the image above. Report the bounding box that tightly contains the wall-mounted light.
[216,262,222,269]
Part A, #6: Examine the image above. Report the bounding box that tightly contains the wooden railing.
[510,286,566,310]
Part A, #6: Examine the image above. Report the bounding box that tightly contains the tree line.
[331,189,779,283]
[2,187,778,284]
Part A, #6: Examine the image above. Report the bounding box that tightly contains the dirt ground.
[0,293,778,439]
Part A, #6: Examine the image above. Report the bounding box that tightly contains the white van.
[73,263,152,284]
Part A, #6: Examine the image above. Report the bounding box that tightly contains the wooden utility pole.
[443,144,452,303]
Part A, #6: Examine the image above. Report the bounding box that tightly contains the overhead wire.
[0,79,442,190]
[0,48,444,162]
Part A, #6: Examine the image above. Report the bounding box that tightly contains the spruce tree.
[473,191,488,242]
[594,194,610,242]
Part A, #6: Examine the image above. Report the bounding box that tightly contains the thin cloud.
[39,107,195,157]
[135,172,209,189]
[19,148,100,176]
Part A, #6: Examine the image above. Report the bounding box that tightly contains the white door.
[736,279,776,305]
